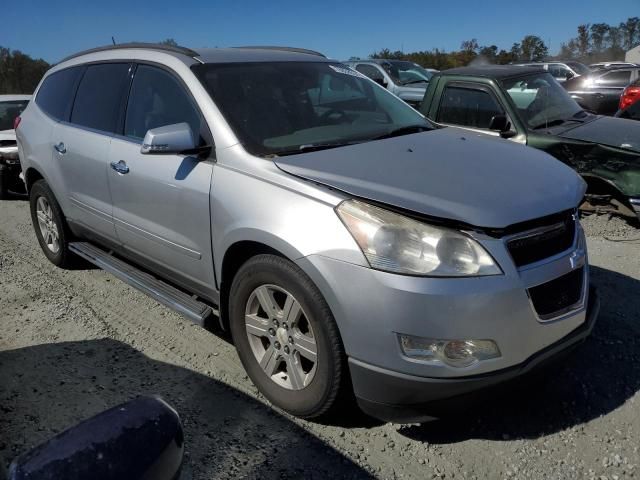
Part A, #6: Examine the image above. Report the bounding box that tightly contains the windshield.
[193,62,430,156]
[565,61,591,76]
[501,72,584,129]
[0,100,29,131]
[383,61,433,85]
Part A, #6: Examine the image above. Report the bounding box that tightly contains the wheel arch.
[24,167,45,193]
[218,238,298,331]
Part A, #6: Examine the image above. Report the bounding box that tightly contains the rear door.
[53,62,132,239]
[107,63,215,297]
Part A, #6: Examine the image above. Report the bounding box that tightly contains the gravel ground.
[1,198,639,479]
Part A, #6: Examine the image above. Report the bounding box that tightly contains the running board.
[69,242,215,326]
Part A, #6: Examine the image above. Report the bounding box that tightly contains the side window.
[125,65,203,142]
[437,86,504,129]
[71,63,131,133]
[356,64,385,83]
[35,67,84,121]
[599,70,632,87]
[548,64,569,79]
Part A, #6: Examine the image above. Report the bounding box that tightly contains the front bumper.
[350,288,599,423]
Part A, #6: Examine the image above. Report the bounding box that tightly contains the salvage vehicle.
[421,65,640,222]
[565,66,640,115]
[0,95,30,198]
[343,59,433,108]
[515,61,590,84]
[17,44,598,423]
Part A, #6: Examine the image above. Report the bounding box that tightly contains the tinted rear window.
[71,63,131,133]
[35,67,84,121]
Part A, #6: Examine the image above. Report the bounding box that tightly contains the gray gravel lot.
[1,198,639,479]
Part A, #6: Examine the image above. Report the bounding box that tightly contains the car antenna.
[111,36,117,46]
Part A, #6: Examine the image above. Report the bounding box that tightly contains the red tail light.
[13,115,22,130]
[620,86,640,110]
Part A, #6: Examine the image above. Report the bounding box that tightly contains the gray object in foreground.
[16,44,597,423]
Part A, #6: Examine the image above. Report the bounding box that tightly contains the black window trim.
[436,81,508,132]
[115,60,215,152]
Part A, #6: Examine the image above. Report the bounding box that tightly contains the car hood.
[559,116,640,152]
[274,127,585,229]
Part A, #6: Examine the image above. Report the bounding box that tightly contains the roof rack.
[58,42,200,64]
[233,46,326,58]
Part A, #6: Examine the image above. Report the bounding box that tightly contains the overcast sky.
[2,0,637,63]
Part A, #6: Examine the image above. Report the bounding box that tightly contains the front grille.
[528,267,584,319]
[507,211,576,267]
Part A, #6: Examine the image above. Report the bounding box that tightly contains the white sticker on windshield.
[329,65,366,78]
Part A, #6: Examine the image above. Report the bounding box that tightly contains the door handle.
[110,160,130,174]
[54,142,66,154]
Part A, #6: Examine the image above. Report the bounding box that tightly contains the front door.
[107,64,215,296]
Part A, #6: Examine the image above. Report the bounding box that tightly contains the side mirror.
[8,396,184,480]
[141,122,197,155]
[565,71,575,80]
[488,114,510,132]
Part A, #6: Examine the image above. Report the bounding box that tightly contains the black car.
[566,67,640,115]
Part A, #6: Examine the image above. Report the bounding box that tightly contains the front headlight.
[336,199,501,276]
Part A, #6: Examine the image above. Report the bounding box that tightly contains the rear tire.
[229,254,348,419]
[29,179,76,268]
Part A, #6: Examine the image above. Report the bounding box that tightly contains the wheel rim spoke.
[255,285,278,315]
[245,313,269,337]
[286,356,305,389]
[293,331,317,362]
[259,346,281,376]
[282,294,301,325]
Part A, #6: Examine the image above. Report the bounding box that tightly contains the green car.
[420,65,640,222]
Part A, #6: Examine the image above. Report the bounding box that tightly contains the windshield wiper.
[400,79,428,85]
[531,119,566,130]
[371,124,431,140]
[267,141,359,157]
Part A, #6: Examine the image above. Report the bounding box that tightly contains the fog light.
[398,335,500,368]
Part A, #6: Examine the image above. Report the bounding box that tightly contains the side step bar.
[69,242,215,326]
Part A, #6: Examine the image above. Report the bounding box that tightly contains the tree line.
[0,47,50,95]
[365,16,640,69]
[2,18,639,94]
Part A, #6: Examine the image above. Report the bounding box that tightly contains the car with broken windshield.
[421,65,640,223]
[17,44,598,423]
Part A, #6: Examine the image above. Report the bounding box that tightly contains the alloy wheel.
[244,284,318,390]
[36,196,60,254]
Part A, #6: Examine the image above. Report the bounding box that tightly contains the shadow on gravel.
[398,265,640,444]
[0,339,373,479]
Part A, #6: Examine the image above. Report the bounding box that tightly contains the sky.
[2,0,638,64]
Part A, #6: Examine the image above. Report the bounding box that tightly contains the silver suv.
[343,59,433,108]
[16,43,599,423]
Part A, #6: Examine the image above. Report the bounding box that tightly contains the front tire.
[29,180,75,268]
[229,254,348,419]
